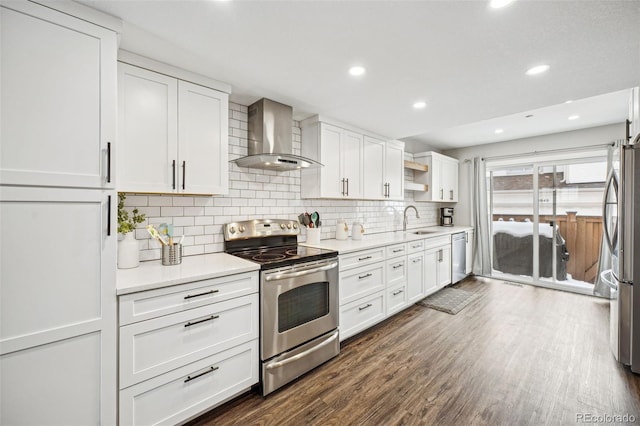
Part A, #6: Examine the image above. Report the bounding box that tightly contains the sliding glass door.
[488,156,607,294]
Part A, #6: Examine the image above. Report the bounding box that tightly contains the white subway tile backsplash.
[124,101,440,261]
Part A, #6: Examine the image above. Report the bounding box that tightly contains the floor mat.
[417,287,479,315]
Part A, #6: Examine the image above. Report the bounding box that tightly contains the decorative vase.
[118,232,140,269]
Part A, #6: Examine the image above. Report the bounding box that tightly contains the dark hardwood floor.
[189,277,640,425]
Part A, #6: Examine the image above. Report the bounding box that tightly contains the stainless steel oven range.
[223,219,339,396]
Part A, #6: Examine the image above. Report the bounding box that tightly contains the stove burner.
[285,248,301,256]
[252,253,287,262]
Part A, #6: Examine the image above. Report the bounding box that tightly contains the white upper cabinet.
[178,81,229,194]
[413,151,459,202]
[118,65,177,193]
[362,137,404,200]
[302,117,403,200]
[363,136,385,199]
[118,63,229,195]
[0,2,116,189]
[302,121,363,199]
[385,141,405,200]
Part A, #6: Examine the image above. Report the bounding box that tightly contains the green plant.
[118,193,146,235]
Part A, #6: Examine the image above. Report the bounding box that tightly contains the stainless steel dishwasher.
[451,232,466,283]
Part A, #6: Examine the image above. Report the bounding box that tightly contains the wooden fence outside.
[492,212,602,283]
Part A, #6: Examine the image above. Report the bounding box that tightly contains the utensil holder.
[162,243,182,266]
[306,227,321,245]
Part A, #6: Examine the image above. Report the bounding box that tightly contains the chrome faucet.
[403,205,420,231]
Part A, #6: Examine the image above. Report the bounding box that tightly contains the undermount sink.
[413,230,438,235]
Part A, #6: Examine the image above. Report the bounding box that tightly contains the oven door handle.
[264,330,339,370]
[264,261,338,281]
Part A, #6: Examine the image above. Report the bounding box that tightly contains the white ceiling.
[80,0,640,151]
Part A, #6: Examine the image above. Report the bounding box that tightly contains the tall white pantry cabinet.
[0,1,119,424]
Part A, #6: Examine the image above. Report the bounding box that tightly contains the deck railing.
[492,212,602,284]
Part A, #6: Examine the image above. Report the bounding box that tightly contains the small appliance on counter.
[440,207,454,227]
[352,220,365,240]
[336,219,349,240]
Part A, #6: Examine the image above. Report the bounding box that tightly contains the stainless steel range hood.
[232,98,322,171]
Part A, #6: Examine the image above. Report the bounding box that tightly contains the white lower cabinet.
[340,263,385,305]
[424,236,452,291]
[337,234,457,340]
[119,340,258,426]
[118,272,259,425]
[407,251,426,304]
[340,292,386,341]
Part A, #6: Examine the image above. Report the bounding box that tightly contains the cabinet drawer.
[339,292,385,342]
[119,272,258,325]
[339,247,385,271]
[339,263,385,306]
[387,283,408,316]
[119,294,258,389]
[119,340,258,426]
[386,243,407,258]
[407,239,425,254]
[386,256,406,287]
[424,235,451,250]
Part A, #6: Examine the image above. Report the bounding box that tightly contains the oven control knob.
[239,225,246,233]
[280,223,285,229]
[229,226,236,234]
[293,223,298,229]
[287,223,292,229]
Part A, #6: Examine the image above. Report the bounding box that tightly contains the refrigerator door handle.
[602,168,618,252]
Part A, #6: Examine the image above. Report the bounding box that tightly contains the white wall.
[124,102,441,262]
[442,123,625,227]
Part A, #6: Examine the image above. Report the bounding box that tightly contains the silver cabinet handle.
[106,195,112,236]
[358,303,373,311]
[358,255,372,261]
[106,142,112,183]
[265,330,339,370]
[440,188,444,199]
[392,263,403,269]
[184,366,218,383]
[184,289,219,300]
[182,161,186,190]
[438,249,443,262]
[172,160,176,190]
[450,189,454,200]
[358,273,372,280]
[411,244,422,249]
[341,178,346,196]
[392,248,404,253]
[265,261,338,281]
[184,315,219,327]
[392,289,404,296]
[412,258,422,263]
[346,178,349,196]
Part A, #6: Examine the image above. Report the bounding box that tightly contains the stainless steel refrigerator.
[602,89,640,371]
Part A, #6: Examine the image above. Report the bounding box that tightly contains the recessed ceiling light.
[568,115,580,120]
[490,0,515,8]
[349,66,366,76]
[526,64,550,76]
[413,101,427,109]
[565,100,573,104]
[494,129,504,134]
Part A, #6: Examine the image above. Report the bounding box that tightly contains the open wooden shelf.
[405,182,428,192]
[404,160,428,172]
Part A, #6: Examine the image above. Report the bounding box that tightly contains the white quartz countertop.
[116,253,260,295]
[302,225,473,254]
